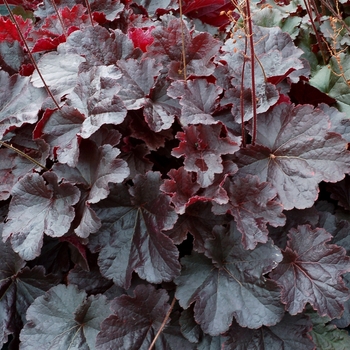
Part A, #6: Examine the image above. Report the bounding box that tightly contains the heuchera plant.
[1,0,350,348]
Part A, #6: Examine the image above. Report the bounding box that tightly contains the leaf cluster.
[1,0,350,348]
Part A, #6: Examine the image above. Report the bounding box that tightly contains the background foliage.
[1,0,350,348]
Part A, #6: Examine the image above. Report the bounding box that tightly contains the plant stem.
[0,141,48,171]
[244,0,258,145]
[84,0,94,27]
[148,296,176,350]
[3,0,61,110]
[179,0,187,81]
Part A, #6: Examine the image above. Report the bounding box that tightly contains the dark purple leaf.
[327,176,350,211]
[0,71,47,139]
[161,167,202,215]
[31,51,85,102]
[3,172,80,260]
[0,125,49,201]
[324,216,350,328]
[269,206,319,250]
[143,73,181,132]
[66,64,127,138]
[64,26,135,67]
[20,284,111,349]
[146,18,220,79]
[319,103,350,143]
[34,106,85,167]
[120,143,153,179]
[219,24,303,121]
[129,110,173,150]
[53,139,129,237]
[90,0,125,21]
[89,172,180,289]
[175,223,284,335]
[164,201,228,253]
[0,41,24,75]
[96,284,170,350]
[270,225,350,318]
[290,81,337,106]
[212,175,286,249]
[179,306,202,344]
[0,240,59,346]
[115,57,163,110]
[0,128,49,200]
[167,78,222,126]
[172,123,240,188]
[234,103,350,210]
[154,306,196,350]
[223,314,314,350]
[67,262,115,296]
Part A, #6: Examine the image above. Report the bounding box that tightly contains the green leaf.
[307,310,350,350]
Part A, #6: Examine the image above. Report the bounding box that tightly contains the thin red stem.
[179,0,187,80]
[84,0,94,27]
[240,35,248,148]
[244,0,257,145]
[148,296,176,350]
[3,0,61,110]
[51,0,67,37]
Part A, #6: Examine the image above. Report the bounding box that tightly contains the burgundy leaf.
[223,314,314,350]
[89,172,180,289]
[0,41,25,75]
[67,263,115,296]
[167,78,222,126]
[270,225,350,318]
[89,0,125,21]
[212,175,286,249]
[146,18,220,79]
[33,106,85,167]
[20,284,111,349]
[31,51,85,101]
[143,73,181,132]
[28,5,91,53]
[120,143,153,179]
[0,125,49,200]
[172,123,240,187]
[3,172,80,260]
[116,57,163,110]
[0,240,59,346]
[327,176,350,211]
[220,24,303,121]
[319,103,350,143]
[289,80,336,106]
[64,26,135,67]
[53,139,129,237]
[66,65,127,138]
[269,206,319,250]
[128,26,155,52]
[96,284,170,350]
[234,103,350,210]
[161,167,202,215]
[164,201,228,253]
[175,223,284,335]
[129,110,173,150]
[0,71,47,139]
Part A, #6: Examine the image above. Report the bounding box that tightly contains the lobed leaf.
[270,225,350,318]
[89,172,180,289]
[175,223,284,335]
[3,172,80,260]
[20,284,111,349]
[235,103,350,210]
[212,175,286,249]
